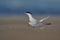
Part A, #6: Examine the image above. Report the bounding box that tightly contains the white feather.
[25,12,50,27]
[39,16,49,23]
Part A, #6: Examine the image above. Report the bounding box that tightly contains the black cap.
[26,11,32,14]
[26,11,31,13]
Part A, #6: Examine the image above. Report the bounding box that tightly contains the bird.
[25,11,51,29]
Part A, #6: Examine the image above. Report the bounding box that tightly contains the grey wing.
[39,16,50,22]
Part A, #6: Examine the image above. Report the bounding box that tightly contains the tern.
[25,12,51,29]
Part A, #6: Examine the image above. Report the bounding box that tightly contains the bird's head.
[25,11,32,15]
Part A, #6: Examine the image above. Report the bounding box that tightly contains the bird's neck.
[27,13,35,21]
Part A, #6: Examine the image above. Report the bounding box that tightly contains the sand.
[0,16,60,40]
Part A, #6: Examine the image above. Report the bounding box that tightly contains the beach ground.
[0,16,60,40]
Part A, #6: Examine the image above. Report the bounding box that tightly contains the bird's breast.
[29,21,42,26]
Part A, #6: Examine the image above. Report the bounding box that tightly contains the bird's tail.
[39,16,50,22]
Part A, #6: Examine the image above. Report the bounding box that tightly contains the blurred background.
[0,0,60,15]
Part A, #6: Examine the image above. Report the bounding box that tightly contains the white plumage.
[25,12,50,27]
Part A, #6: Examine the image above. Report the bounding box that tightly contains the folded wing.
[39,16,49,22]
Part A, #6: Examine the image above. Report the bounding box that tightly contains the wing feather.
[39,16,49,22]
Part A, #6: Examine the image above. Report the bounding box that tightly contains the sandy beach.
[0,15,60,40]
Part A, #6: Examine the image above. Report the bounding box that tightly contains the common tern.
[25,12,51,29]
